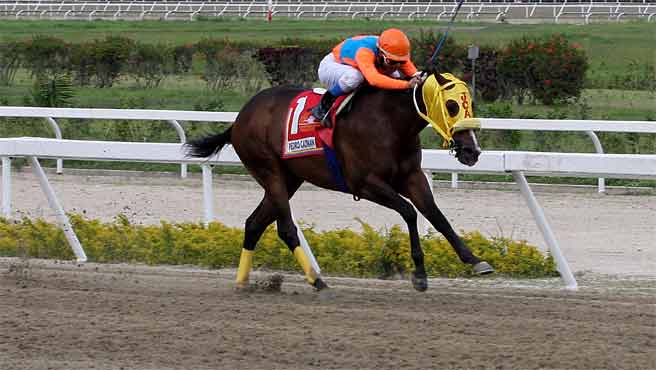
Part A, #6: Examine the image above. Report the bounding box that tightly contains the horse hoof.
[473,261,495,275]
[313,278,329,291]
[411,273,428,292]
[234,281,253,293]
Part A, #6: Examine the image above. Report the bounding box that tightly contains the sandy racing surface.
[2,170,656,370]
[1,259,655,370]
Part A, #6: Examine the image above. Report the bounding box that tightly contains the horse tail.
[185,125,233,158]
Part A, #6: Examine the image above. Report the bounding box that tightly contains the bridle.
[412,73,481,148]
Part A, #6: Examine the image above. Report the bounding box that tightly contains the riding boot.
[310,91,337,128]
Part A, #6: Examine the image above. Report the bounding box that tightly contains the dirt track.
[3,169,656,370]
[1,259,655,370]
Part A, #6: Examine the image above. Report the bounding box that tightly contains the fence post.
[419,170,434,235]
[513,171,577,290]
[2,157,11,218]
[168,120,187,178]
[584,131,606,193]
[45,117,63,174]
[30,156,87,262]
[201,164,214,225]
[290,209,322,276]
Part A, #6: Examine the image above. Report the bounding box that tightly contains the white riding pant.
[317,53,364,95]
[317,53,403,95]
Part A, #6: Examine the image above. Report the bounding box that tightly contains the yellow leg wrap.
[293,247,317,285]
[235,249,254,287]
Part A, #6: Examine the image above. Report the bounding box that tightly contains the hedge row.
[0,33,587,105]
[0,215,557,279]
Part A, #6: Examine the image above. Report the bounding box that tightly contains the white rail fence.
[2,106,654,191]
[0,1,654,22]
[1,107,656,289]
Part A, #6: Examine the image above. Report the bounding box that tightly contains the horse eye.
[446,100,460,117]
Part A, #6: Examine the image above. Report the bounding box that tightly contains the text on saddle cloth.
[281,90,350,159]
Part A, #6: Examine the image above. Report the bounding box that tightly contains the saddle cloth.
[281,89,350,159]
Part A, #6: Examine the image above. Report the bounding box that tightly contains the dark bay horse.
[186,72,494,292]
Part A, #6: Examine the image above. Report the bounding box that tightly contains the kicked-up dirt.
[1,258,654,370]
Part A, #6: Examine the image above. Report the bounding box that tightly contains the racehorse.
[185,71,494,292]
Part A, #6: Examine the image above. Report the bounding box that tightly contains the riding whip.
[421,0,466,78]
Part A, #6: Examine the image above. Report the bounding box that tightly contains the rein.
[412,79,452,147]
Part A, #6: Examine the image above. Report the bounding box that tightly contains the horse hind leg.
[236,175,328,291]
[236,175,301,288]
[275,207,329,291]
[235,199,277,289]
[265,177,328,291]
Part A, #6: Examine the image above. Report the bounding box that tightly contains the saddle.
[282,88,354,159]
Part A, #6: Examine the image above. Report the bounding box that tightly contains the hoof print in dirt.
[254,274,284,293]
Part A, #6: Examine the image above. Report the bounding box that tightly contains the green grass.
[1,19,654,83]
[505,89,656,121]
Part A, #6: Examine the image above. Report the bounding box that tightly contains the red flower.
[544,79,552,86]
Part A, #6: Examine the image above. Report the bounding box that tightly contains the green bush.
[497,34,588,105]
[128,42,173,88]
[172,43,195,74]
[255,46,320,87]
[21,36,70,80]
[69,42,96,86]
[462,45,501,102]
[411,31,467,73]
[0,40,24,86]
[90,35,136,88]
[195,39,253,91]
[29,73,75,108]
[0,215,558,279]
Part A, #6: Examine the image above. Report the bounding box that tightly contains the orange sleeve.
[400,60,418,77]
[354,49,410,90]
[332,41,344,61]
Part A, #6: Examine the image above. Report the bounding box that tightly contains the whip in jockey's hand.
[310,28,420,128]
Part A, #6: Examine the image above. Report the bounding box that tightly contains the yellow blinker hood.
[415,73,481,147]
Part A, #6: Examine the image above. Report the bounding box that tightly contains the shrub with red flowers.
[461,45,501,102]
[497,34,588,105]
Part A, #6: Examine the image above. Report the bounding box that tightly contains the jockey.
[310,28,423,127]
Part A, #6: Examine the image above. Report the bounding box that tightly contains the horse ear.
[435,72,451,86]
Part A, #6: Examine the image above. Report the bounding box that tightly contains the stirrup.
[320,111,333,128]
[310,105,325,121]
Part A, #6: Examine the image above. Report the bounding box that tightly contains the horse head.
[415,71,481,166]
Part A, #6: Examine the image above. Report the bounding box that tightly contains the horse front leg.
[401,170,494,275]
[358,175,428,292]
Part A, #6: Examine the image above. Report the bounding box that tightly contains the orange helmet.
[377,28,411,62]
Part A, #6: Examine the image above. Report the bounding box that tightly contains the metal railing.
[1,1,653,22]
[2,106,654,193]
